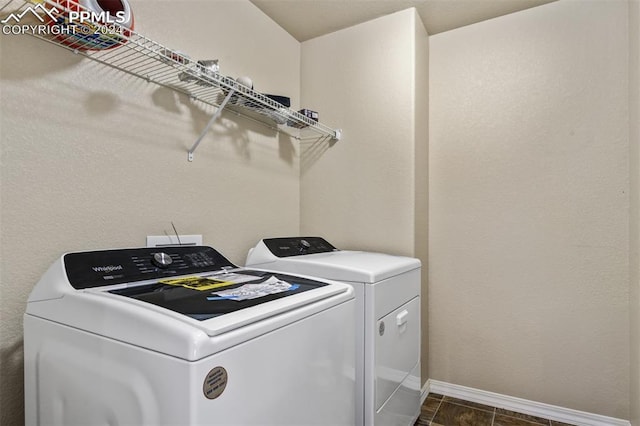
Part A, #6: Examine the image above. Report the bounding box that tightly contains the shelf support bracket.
[188,89,236,162]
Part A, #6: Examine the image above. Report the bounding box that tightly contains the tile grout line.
[429,395,445,426]
[491,407,496,426]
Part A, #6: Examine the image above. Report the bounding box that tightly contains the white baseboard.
[420,380,430,405]
[423,379,631,426]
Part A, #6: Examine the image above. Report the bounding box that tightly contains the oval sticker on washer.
[203,366,228,400]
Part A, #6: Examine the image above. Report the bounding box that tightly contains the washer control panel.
[64,246,236,289]
[262,237,337,257]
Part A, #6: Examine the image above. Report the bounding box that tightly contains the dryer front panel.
[375,296,420,411]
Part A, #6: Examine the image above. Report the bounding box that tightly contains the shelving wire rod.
[188,89,236,162]
[0,0,342,154]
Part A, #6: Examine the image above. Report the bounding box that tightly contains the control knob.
[152,252,173,268]
[299,239,311,253]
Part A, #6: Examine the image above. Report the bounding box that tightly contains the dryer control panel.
[64,246,236,289]
[262,237,337,257]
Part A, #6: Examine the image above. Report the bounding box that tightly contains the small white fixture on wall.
[146,235,203,247]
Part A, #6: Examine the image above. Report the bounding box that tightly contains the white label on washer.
[208,276,298,301]
[203,366,228,400]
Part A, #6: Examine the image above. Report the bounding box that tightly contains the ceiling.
[249,0,556,41]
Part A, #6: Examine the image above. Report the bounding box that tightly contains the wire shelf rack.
[0,0,341,160]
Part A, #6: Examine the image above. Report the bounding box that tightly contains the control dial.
[299,239,311,253]
[152,252,173,269]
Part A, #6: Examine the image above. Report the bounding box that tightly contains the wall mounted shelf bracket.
[188,89,235,162]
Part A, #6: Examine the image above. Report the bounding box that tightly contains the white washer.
[24,245,355,426]
[246,237,421,426]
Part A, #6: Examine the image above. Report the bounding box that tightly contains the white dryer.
[24,245,356,426]
[246,237,421,426]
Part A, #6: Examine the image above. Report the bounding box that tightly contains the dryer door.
[375,296,420,410]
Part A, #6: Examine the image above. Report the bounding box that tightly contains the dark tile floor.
[414,393,577,426]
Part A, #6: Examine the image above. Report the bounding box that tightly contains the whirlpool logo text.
[92,265,124,273]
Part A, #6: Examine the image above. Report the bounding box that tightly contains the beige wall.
[413,11,430,389]
[300,9,418,255]
[299,8,430,383]
[429,0,630,419]
[630,0,640,423]
[0,1,300,424]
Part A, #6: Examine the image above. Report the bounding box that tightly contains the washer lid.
[27,247,355,360]
[108,270,337,327]
[268,251,421,283]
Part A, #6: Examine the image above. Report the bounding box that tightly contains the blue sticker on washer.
[206,295,237,301]
[207,276,298,301]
